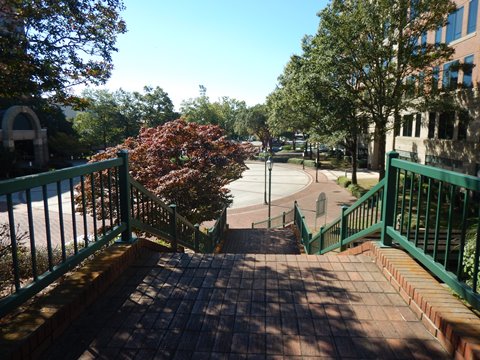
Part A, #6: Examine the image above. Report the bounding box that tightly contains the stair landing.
[42,250,450,359]
[221,228,300,254]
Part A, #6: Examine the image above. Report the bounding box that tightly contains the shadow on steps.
[221,228,300,254]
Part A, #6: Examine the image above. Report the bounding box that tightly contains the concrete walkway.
[227,163,378,230]
[43,249,450,359]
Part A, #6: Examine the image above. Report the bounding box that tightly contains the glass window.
[463,55,474,88]
[428,112,436,138]
[446,7,464,43]
[458,111,469,140]
[421,32,427,53]
[402,114,414,137]
[415,113,422,137]
[467,0,478,34]
[435,26,443,46]
[438,112,455,139]
[443,60,459,90]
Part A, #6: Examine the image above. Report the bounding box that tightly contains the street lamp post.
[316,146,320,183]
[267,157,273,228]
[302,152,305,170]
[263,149,268,205]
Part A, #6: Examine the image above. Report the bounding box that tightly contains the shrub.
[282,145,292,151]
[304,160,317,168]
[337,176,351,188]
[287,158,304,165]
[463,223,479,288]
[347,184,368,198]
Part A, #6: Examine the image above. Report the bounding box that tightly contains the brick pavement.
[43,250,450,359]
[221,229,300,254]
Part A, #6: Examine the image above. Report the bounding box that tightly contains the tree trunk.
[351,136,358,185]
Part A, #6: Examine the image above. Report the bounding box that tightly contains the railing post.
[117,150,132,243]
[194,224,200,253]
[169,204,178,252]
[319,226,324,254]
[381,151,399,247]
[282,212,286,227]
[340,206,348,251]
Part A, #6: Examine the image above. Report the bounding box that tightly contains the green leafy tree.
[79,119,255,224]
[73,89,125,150]
[316,0,455,177]
[235,104,271,150]
[134,86,178,127]
[0,0,127,102]
[180,96,246,139]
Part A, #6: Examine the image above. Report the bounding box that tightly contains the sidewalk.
[227,163,379,230]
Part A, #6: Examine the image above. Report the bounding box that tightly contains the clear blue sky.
[99,1,328,110]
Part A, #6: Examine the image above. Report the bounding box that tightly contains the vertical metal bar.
[90,173,98,242]
[444,185,456,269]
[457,191,470,278]
[433,181,443,262]
[99,171,106,236]
[399,170,407,233]
[340,206,348,251]
[118,150,132,243]
[69,178,78,254]
[114,167,120,225]
[381,151,399,246]
[414,175,423,247]
[406,172,415,240]
[319,227,324,254]
[56,181,66,262]
[194,223,200,253]
[81,175,89,247]
[423,178,433,254]
[7,194,20,291]
[42,185,53,271]
[393,169,402,231]
[26,189,38,280]
[107,169,114,229]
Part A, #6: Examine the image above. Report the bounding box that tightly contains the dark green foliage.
[337,176,351,188]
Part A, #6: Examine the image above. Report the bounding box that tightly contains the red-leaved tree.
[82,119,254,224]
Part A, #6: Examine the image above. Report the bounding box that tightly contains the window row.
[436,0,478,44]
[397,111,470,141]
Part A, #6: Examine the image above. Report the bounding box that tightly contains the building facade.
[373,0,480,176]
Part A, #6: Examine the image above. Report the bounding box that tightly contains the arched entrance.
[0,106,48,167]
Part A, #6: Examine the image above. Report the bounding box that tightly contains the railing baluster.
[393,169,402,231]
[56,181,66,262]
[399,170,407,234]
[26,189,38,280]
[444,184,456,269]
[107,169,114,229]
[99,171,106,236]
[423,178,433,254]
[457,190,470,278]
[42,185,53,271]
[114,167,120,225]
[433,181,443,262]
[69,178,78,254]
[406,172,415,240]
[90,173,98,242]
[7,194,20,291]
[414,175,423,247]
[80,176,89,247]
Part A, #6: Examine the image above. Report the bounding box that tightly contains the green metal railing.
[0,150,227,318]
[294,151,480,309]
[251,208,294,229]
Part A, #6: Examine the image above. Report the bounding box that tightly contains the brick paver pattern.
[44,251,450,359]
